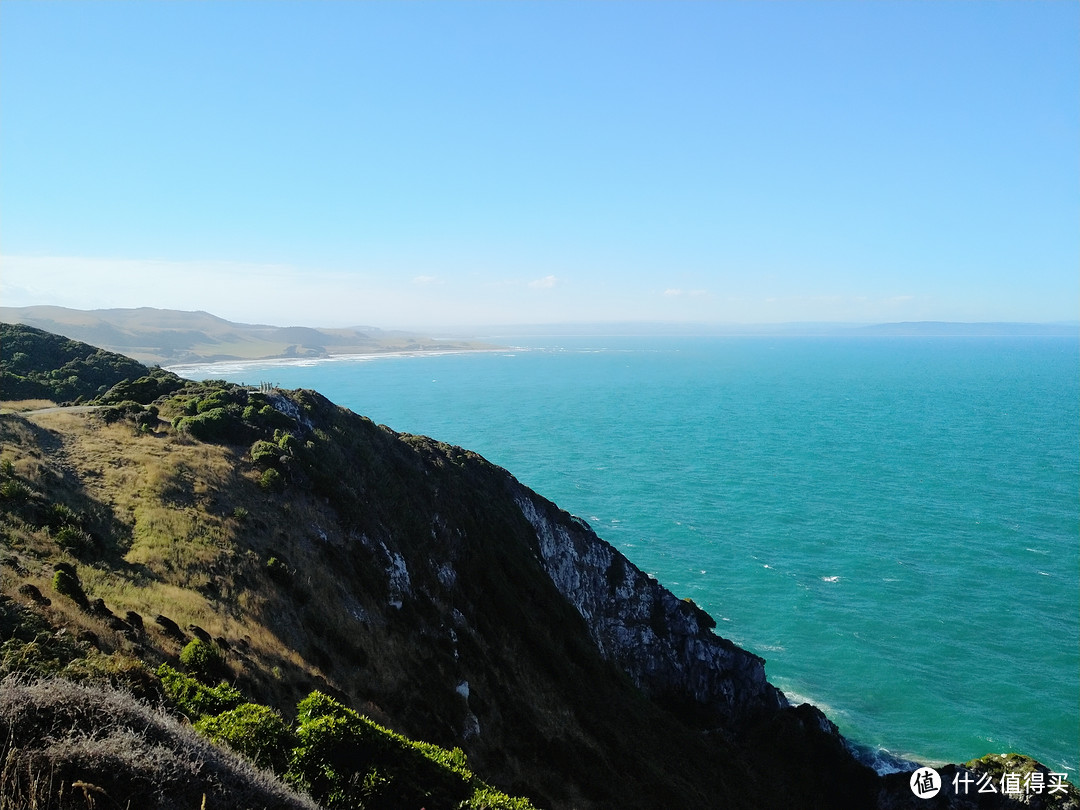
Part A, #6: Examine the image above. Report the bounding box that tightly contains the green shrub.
[287,691,473,810]
[157,663,243,719]
[100,400,144,424]
[250,440,281,467]
[98,371,183,405]
[133,405,159,431]
[260,468,283,492]
[46,502,79,528]
[179,638,226,683]
[0,478,30,502]
[52,567,88,608]
[467,787,539,809]
[195,390,238,413]
[54,525,94,555]
[195,702,295,773]
[181,407,241,443]
[251,404,294,431]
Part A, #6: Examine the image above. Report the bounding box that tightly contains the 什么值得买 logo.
[909,766,1071,800]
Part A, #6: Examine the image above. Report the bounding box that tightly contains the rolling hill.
[0,305,495,366]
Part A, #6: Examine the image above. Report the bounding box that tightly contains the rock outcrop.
[514,487,786,728]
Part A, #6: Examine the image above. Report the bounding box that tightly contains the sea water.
[174,335,1080,775]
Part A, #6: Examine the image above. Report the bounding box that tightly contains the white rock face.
[515,491,787,727]
[455,681,480,738]
[379,541,412,608]
[267,393,314,431]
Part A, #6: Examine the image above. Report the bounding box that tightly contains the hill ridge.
[1,305,496,365]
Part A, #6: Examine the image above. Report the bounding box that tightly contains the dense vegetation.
[0,322,181,404]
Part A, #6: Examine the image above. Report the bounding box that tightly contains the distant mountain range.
[0,306,496,366]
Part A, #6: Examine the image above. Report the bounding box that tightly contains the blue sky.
[2,1,1077,328]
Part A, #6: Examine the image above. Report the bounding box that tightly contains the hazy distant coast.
[456,320,1080,338]
[0,305,500,366]
[3,306,1074,369]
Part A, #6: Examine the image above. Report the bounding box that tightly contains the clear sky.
[2,1,1077,329]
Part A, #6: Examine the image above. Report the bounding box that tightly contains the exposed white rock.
[380,541,412,607]
[437,562,457,589]
[514,490,787,727]
[267,393,314,431]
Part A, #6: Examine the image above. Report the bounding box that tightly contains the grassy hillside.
[0,382,759,808]
[2,328,1075,810]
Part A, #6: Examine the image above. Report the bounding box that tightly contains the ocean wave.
[844,740,923,775]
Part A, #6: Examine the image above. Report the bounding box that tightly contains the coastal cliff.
[514,488,785,727]
[1,323,1075,809]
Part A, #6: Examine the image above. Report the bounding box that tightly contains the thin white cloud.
[528,275,558,290]
[663,288,683,297]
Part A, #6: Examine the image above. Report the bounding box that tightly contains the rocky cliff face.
[514,488,786,728]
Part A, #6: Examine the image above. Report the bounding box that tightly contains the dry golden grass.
[0,399,57,412]
[2,409,331,698]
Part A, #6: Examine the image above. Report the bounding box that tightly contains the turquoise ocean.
[174,335,1080,775]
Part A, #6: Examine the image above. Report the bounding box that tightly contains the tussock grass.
[0,675,321,810]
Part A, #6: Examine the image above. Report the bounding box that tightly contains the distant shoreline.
[164,346,512,377]
[3,305,1075,368]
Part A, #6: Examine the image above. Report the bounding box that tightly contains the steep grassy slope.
[0,389,769,808]
[1,328,1075,810]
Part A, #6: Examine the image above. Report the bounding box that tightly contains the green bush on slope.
[178,637,226,682]
[155,671,536,810]
[285,690,533,810]
[157,664,243,720]
[195,702,295,774]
